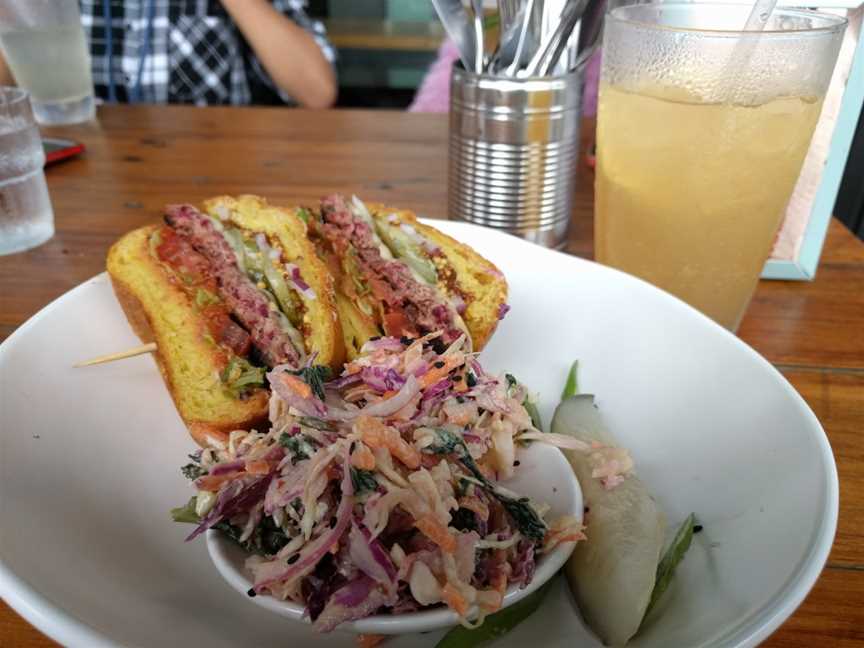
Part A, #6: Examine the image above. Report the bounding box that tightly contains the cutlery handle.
[524,0,585,77]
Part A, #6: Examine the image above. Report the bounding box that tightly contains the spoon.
[471,0,486,73]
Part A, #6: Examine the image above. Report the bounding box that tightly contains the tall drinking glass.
[594,5,846,331]
[0,87,54,255]
[0,0,95,125]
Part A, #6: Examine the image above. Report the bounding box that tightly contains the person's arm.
[219,0,336,109]
[0,52,16,86]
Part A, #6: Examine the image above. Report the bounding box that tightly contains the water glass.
[0,87,54,255]
[0,0,95,125]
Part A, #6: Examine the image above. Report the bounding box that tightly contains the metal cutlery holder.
[448,65,581,249]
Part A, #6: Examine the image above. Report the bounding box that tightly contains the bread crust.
[107,225,269,448]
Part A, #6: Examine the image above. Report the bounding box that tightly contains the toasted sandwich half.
[308,194,508,358]
[107,195,343,447]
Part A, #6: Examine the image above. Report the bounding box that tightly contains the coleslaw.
[174,332,586,631]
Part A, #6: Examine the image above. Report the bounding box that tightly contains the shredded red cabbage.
[186,474,273,541]
[312,575,396,632]
[253,452,354,591]
[360,366,406,392]
[326,373,362,390]
[348,521,397,591]
[268,369,328,417]
[208,459,245,476]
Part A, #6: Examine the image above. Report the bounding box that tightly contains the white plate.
[207,440,582,635]
[0,221,837,648]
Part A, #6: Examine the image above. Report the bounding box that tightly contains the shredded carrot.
[478,585,504,614]
[351,443,376,470]
[356,415,387,448]
[344,363,362,375]
[492,572,507,596]
[415,515,457,554]
[245,459,271,475]
[475,460,496,481]
[444,402,475,425]
[441,583,470,617]
[389,436,420,469]
[357,634,387,648]
[196,471,242,491]
[545,530,587,551]
[356,415,420,469]
[419,356,462,389]
[277,373,312,400]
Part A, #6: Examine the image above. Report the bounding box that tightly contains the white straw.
[743,0,779,32]
[722,0,779,103]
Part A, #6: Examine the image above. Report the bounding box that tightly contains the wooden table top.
[1,105,862,646]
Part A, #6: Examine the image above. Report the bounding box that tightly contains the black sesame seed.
[431,338,447,354]
[247,588,257,597]
[350,441,356,453]
[584,506,590,514]
[693,524,704,533]
[513,460,521,467]
[369,336,381,341]
[434,361,445,369]
[466,373,477,387]
[452,375,463,382]
[287,554,300,564]
[456,396,465,403]
[400,336,413,346]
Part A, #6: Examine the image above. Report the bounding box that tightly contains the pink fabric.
[408,40,461,113]
[583,50,601,117]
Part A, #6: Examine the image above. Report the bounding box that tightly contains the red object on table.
[42,137,85,166]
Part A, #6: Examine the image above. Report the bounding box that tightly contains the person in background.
[0,0,336,108]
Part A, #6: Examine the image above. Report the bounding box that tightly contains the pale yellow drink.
[595,83,823,330]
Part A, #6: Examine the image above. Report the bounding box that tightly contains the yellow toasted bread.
[107,196,344,447]
[107,226,270,447]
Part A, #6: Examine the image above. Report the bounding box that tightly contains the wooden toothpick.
[73,342,158,367]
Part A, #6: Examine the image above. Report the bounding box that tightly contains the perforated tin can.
[448,65,581,249]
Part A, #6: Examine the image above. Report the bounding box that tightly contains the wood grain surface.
[0,104,862,647]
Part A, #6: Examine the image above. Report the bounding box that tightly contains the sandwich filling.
[316,194,470,348]
[150,204,313,395]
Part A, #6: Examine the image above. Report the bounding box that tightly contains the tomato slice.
[155,226,251,358]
